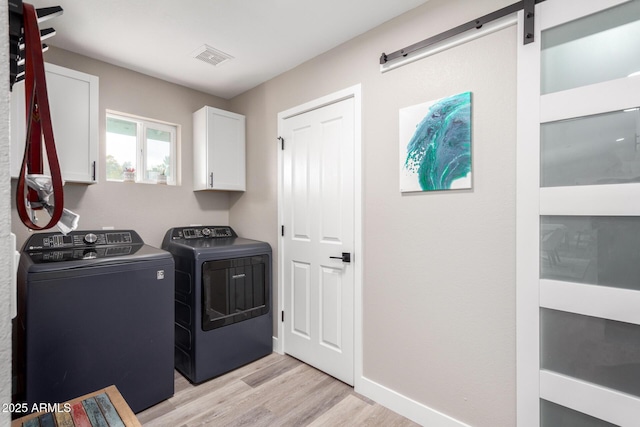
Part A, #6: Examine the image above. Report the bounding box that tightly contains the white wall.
[229,0,517,425]
[1,3,14,426]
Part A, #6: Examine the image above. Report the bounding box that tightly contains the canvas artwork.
[399,91,472,192]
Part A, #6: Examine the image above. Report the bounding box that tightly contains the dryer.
[14,230,174,413]
[162,226,272,383]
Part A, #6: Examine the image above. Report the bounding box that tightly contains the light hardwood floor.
[137,353,419,426]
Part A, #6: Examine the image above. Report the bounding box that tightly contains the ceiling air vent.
[192,44,234,67]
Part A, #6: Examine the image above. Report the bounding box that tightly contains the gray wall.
[11,47,232,248]
[229,0,517,425]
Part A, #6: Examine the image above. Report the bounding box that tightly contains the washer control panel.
[24,230,142,250]
[169,226,237,240]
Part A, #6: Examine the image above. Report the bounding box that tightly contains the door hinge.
[278,136,284,150]
[281,311,285,322]
[281,225,284,236]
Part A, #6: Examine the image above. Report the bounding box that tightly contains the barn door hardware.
[523,0,536,44]
[379,0,545,67]
[9,0,63,90]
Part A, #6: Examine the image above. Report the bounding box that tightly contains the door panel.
[540,216,640,291]
[541,399,617,427]
[320,117,345,243]
[292,261,311,338]
[320,266,342,350]
[292,126,312,241]
[541,308,640,398]
[541,0,640,94]
[282,97,355,385]
[541,108,640,188]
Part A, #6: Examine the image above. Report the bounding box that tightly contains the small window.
[106,112,178,185]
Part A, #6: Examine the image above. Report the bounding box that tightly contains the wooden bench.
[12,385,141,427]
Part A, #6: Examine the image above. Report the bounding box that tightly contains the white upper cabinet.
[11,63,99,183]
[193,106,246,191]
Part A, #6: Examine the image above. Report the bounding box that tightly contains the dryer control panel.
[168,226,238,240]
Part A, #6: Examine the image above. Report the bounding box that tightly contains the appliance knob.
[84,233,98,244]
[201,228,212,237]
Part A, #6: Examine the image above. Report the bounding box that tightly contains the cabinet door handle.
[92,161,96,181]
[209,172,213,188]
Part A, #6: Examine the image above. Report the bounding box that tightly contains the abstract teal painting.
[399,91,472,192]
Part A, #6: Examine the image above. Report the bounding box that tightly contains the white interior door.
[281,97,355,385]
[517,1,640,426]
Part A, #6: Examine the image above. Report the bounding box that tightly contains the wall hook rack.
[9,0,63,90]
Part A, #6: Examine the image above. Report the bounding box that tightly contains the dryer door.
[201,255,269,331]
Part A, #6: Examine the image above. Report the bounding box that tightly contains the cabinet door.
[11,63,99,183]
[206,108,246,191]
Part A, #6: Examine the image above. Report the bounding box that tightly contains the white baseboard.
[356,376,471,427]
[272,336,283,354]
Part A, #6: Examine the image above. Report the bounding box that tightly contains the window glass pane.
[106,113,178,184]
[106,117,137,181]
[541,399,618,427]
[147,128,172,143]
[541,108,640,187]
[541,1,640,94]
[145,127,172,182]
[106,117,136,136]
[541,308,640,398]
[541,216,640,291]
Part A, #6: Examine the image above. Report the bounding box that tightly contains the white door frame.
[276,84,362,388]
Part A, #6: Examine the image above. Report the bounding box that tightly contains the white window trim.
[106,110,180,185]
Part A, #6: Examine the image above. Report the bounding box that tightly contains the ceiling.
[29,0,430,99]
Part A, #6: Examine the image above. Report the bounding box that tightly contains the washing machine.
[162,225,272,384]
[14,230,174,413]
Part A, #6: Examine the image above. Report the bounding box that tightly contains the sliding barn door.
[518,1,640,426]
